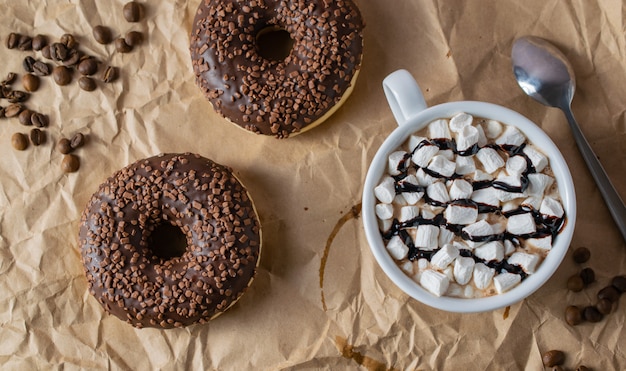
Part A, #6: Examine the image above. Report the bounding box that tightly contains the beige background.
[0,0,625,370]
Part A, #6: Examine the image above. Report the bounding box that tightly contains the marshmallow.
[421,207,437,220]
[495,189,526,203]
[456,125,480,152]
[476,147,505,174]
[507,251,540,273]
[504,239,516,256]
[388,151,408,176]
[427,182,451,204]
[452,240,472,252]
[416,168,437,186]
[471,188,500,207]
[526,235,552,250]
[386,236,409,260]
[431,243,460,269]
[428,155,456,177]
[495,125,526,146]
[490,221,506,235]
[501,201,518,213]
[393,193,408,206]
[439,149,455,161]
[374,176,396,204]
[453,256,476,285]
[443,266,454,281]
[473,263,495,290]
[428,119,451,139]
[463,220,494,238]
[399,205,420,222]
[417,258,429,270]
[400,261,414,275]
[506,213,536,235]
[506,155,528,176]
[378,218,393,233]
[474,241,504,262]
[540,196,564,218]
[412,144,439,168]
[449,112,474,132]
[521,196,543,210]
[398,175,425,204]
[444,203,478,225]
[523,145,548,172]
[420,269,450,297]
[403,192,423,205]
[439,226,455,247]
[494,272,521,294]
[484,119,503,139]
[446,283,464,297]
[464,285,475,298]
[449,179,474,200]
[495,173,522,188]
[455,155,477,175]
[476,123,488,147]
[473,169,494,182]
[414,224,440,250]
[375,203,394,220]
[526,173,554,196]
[408,135,428,153]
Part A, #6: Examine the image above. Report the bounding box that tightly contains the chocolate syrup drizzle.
[383,138,566,280]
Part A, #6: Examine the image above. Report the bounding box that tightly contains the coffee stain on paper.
[320,203,362,311]
[335,336,400,371]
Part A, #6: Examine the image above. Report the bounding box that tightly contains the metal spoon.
[512,35,626,242]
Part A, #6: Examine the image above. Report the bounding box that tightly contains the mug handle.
[382,69,428,126]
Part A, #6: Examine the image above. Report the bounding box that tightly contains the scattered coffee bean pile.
[3,1,146,173]
[564,246,625,325]
[541,349,590,370]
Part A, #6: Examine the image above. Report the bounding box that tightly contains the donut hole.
[256,25,294,61]
[149,223,188,260]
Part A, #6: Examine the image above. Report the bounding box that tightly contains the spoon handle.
[562,106,626,242]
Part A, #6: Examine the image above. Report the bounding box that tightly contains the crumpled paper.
[1,0,625,370]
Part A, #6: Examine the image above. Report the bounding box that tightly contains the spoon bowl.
[512,36,626,242]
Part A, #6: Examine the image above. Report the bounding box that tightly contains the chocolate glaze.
[190,0,365,138]
[78,153,261,328]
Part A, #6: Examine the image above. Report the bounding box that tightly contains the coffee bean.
[32,61,51,76]
[31,112,48,128]
[41,45,52,59]
[115,37,133,53]
[62,49,81,67]
[78,58,98,76]
[29,128,45,146]
[11,132,28,150]
[2,72,17,85]
[572,246,590,264]
[6,32,20,49]
[31,34,48,51]
[123,2,143,22]
[23,56,36,73]
[125,31,143,46]
[93,25,112,44]
[61,154,80,173]
[18,109,33,126]
[70,132,85,149]
[0,107,5,118]
[542,350,565,367]
[6,90,29,104]
[582,305,603,322]
[53,66,72,86]
[50,42,69,61]
[57,138,72,154]
[102,66,118,83]
[580,267,595,285]
[596,298,613,315]
[22,74,39,93]
[18,34,32,51]
[597,285,620,302]
[78,76,97,91]
[60,33,77,49]
[4,103,23,118]
[1,84,11,98]
[612,275,626,292]
[567,274,584,292]
[565,305,583,326]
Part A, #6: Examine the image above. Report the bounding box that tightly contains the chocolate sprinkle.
[78,153,261,328]
[189,0,365,138]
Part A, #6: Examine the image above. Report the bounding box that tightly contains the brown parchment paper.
[1,0,625,370]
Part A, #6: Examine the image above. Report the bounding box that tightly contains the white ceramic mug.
[362,69,576,312]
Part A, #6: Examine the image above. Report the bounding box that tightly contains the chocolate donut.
[78,153,261,328]
[190,0,365,138]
